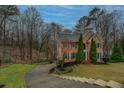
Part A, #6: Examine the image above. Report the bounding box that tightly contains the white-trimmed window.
[96,52,102,59]
[64,53,70,59]
[71,53,76,59]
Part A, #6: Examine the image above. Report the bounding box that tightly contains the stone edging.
[52,74,124,88]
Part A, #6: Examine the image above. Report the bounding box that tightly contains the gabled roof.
[59,31,103,43]
[59,33,79,42]
[83,31,104,43]
[94,33,104,43]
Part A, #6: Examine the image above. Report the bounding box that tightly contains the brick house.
[57,31,104,64]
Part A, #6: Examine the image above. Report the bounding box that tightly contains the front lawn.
[0,64,37,88]
[65,63,124,84]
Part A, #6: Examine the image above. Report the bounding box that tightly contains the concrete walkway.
[25,63,103,88]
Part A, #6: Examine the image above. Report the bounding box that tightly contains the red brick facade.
[58,31,104,63]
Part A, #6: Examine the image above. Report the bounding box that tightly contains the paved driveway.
[25,63,103,88]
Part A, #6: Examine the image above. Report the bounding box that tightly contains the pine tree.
[75,16,89,33]
[90,39,97,63]
[76,34,84,63]
[111,43,123,61]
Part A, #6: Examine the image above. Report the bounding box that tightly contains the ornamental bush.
[76,34,85,63]
[90,39,97,63]
[111,43,123,62]
[57,59,64,70]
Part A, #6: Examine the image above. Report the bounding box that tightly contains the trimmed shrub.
[110,59,124,63]
[111,43,123,62]
[111,44,121,60]
[56,59,64,70]
[102,57,110,64]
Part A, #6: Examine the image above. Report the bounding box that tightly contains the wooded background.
[0,6,124,65]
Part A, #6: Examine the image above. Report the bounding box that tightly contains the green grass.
[0,64,37,88]
[65,63,124,84]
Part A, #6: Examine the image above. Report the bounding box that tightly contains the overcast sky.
[19,5,124,29]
